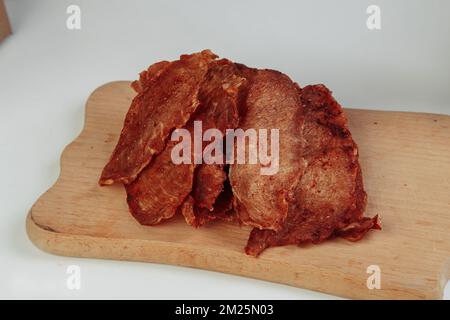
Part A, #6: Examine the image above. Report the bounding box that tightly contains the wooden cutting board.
[26,81,450,299]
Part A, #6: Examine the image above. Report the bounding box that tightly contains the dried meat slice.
[126,140,195,225]
[130,60,171,93]
[179,195,197,227]
[229,69,306,231]
[183,64,255,227]
[179,195,215,228]
[189,60,246,208]
[245,84,380,256]
[99,50,217,185]
[126,59,246,225]
[178,61,247,227]
[193,164,227,210]
[180,176,236,227]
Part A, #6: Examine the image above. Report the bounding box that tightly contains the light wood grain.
[27,81,450,299]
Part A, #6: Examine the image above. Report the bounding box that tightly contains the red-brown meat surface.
[126,59,245,225]
[99,50,380,254]
[193,164,227,211]
[180,177,236,227]
[126,140,195,225]
[99,50,217,185]
[229,69,306,231]
[189,59,245,212]
[245,84,380,256]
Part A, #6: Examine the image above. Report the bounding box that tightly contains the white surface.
[0,0,449,299]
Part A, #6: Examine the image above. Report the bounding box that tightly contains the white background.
[0,0,449,299]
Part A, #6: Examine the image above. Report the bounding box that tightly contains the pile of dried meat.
[99,50,380,256]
